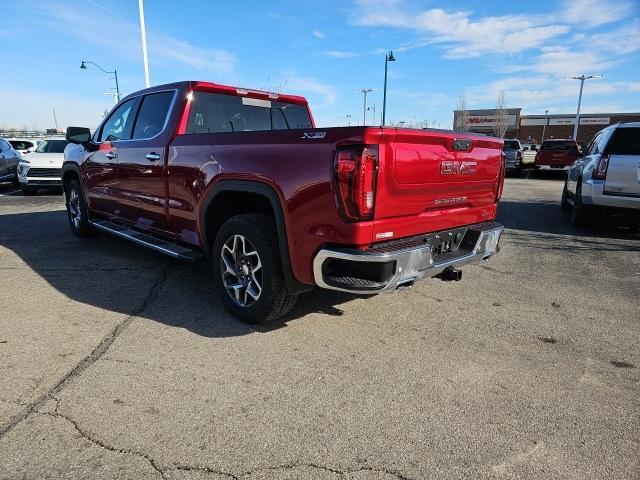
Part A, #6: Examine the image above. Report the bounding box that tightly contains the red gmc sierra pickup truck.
[63,81,505,323]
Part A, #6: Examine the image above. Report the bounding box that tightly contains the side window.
[596,129,613,154]
[585,133,601,155]
[99,99,136,143]
[132,91,175,140]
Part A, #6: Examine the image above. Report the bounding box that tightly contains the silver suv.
[562,122,640,227]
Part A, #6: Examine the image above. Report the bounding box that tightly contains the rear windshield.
[9,140,34,150]
[607,128,640,155]
[503,141,520,150]
[35,139,68,153]
[540,141,576,151]
[185,91,313,134]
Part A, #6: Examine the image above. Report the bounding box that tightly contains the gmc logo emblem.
[440,161,478,175]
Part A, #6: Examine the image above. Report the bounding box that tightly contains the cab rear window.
[540,141,576,150]
[185,92,313,134]
[503,141,520,150]
[607,128,640,155]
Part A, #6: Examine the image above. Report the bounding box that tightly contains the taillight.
[496,152,506,201]
[517,150,523,161]
[592,154,609,180]
[335,146,378,221]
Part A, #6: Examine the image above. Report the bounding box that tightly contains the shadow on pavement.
[0,210,360,338]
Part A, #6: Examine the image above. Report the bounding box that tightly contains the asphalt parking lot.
[0,178,638,480]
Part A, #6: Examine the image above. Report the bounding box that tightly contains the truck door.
[86,98,138,215]
[114,90,175,235]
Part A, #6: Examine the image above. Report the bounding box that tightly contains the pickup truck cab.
[562,122,640,227]
[63,81,505,323]
[535,139,581,170]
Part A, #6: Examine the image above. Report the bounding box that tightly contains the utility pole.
[356,88,374,126]
[542,109,549,142]
[346,114,352,126]
[138,0,151,87]
[382,51,396,126]
[80,61,121,103]
[564,74,602,140]
[52,108,58,131]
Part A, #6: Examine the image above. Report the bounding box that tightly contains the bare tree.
[494,89,508,138]
[455,92,469,132]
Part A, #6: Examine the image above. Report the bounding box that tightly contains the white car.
[562,122,640,227]
[17,136,68,195]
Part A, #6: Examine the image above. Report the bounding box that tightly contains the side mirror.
[66,126,92,144]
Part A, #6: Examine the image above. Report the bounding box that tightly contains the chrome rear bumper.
[313,222,504,294]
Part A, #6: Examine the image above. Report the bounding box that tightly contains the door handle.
[145,152,161,161]
[105,151,116,159]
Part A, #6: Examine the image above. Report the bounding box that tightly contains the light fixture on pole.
[382,50,396,126]
[346,114,352,126]
[138,0,151,87]
[564,74,603,140]
[356,88,375,126]
[542,109,549,142]
[80,60,121,104]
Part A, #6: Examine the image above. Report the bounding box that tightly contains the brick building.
[453,110,640,145]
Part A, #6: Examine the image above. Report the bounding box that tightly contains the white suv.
[17,136,68,195]
[562,123,640,227]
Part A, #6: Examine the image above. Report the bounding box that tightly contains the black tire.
[212,214,297,324]
[571,182,589,227]
[560,179,571,211]
[21,187,37,196]
[64,178,95,237]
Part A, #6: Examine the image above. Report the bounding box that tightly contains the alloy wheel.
[220,234,263,307]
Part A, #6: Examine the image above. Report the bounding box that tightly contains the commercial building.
[453,109,640,145]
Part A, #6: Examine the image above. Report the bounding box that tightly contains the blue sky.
[1,0,639,130]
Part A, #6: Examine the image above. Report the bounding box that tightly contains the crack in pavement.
[0,262,171,439]
[39,410,166,480]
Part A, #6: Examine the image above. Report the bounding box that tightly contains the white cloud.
[353,0,569,57]
[322,50,358,58]
[561,0,635,27]
[313,30,326,39]
[585,20,640,55]
[278,71,337,109]
[43,2,237,78]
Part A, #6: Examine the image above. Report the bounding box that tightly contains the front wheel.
[65,178,95,237]
[212,214,297,324]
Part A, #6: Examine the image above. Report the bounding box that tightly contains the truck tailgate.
[373,129,503,240]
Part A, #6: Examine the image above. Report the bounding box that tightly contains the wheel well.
[203,191,275,250]
[62,170,79,191]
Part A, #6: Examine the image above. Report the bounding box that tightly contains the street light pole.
[564,74,603,140]
[80,60,121,103]
[356,88,374,126]
[138,0,151,87]
[382,51,396,126]
[542,109,549,142]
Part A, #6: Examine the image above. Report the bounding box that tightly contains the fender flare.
[61,162,90,207]
[199,180,313,295]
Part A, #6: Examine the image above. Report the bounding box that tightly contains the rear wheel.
[65,178,95,237]
[212,214,297,324]
[560,179,571,211]
[571,182,589,227]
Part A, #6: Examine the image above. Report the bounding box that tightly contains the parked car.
[534,139,581,170]
[0,137,21,185]
[521,143,538,166]
[8,138,41,155]
[63,81,505,323]
[562,123,640,227]
[502,139,524,172]
[17,136,68,195]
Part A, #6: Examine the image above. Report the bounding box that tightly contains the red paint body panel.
[72,81,505,287]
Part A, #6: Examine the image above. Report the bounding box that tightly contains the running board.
[90,219,204,262]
